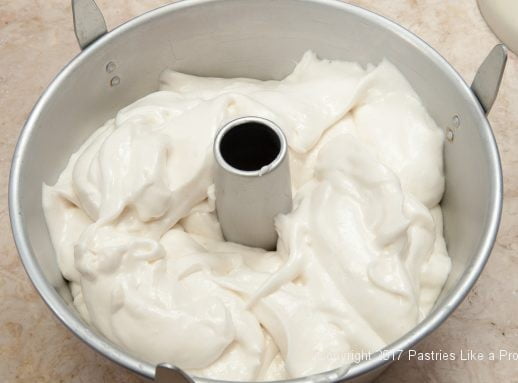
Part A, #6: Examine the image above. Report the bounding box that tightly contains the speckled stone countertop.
[1,1,517,382]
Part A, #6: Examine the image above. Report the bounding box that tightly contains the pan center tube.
[214,117,293,250]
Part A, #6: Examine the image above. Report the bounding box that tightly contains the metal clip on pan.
[471,44,507,115]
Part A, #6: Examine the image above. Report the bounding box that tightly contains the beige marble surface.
[1,0,517,382]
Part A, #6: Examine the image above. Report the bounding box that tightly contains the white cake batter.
[43,52,451,380]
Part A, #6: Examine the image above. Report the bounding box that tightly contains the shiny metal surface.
[214,117,292,250]
[9,0,503,382]
[156,364,195,383]
[471,44,508,114]
[72,0,107,49]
